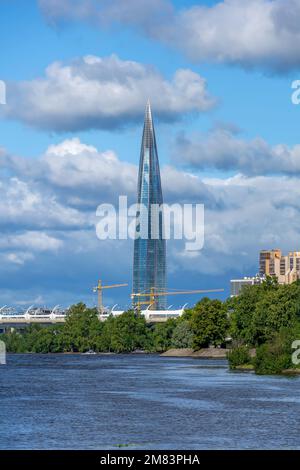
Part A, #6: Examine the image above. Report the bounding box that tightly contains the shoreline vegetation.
[2,277,300,376]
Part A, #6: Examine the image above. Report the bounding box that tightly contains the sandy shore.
[282,369,300,375]
[160,348,229,358]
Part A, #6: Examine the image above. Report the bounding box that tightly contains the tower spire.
[146,98,151,112]
[144,99,152,129]
[133,102,167,310]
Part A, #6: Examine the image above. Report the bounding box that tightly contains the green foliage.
[230,278,300,346]
[3,279,300,377]
[171,320,193,349]
[190,298,229,349]
[151,319,177,352]
[254,326,300,375]
[1,304,153,354]
[0,330,27,353]
[254,342,290,375]
[105,311,151,353]
[227,346,252,370]
[230,284,265,344]
[62,303,102,352]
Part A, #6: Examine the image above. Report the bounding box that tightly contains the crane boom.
[93,280,128,313]
[101,283,128,290]
[132,288,224,298]
[131,287,224,309]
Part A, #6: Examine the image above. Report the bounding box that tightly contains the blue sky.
[1,0,300,308]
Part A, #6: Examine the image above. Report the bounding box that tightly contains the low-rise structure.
[230,276,264,297]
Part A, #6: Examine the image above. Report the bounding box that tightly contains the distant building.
[259,249,300,284]
[230,276,264,297]
[132,102,167,310]
[259,249,281,278]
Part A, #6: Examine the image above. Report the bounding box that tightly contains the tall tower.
[133,101,167,310]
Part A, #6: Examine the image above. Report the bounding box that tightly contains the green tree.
[171,320,193,349]
[251,283,300,345]
[62,303,101,352]
[109,311,150,353]
[230,284,264,344]
[230,276,282,345]
[190,298,229,349]
[0,330,26,353]
[151,319,177,352]
[29,326,64,353]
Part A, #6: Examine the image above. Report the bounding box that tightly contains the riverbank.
[160,348,228,358]
[282,368,300,375]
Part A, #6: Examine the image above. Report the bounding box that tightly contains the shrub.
[253,329,295,375]
[227,345,251,370]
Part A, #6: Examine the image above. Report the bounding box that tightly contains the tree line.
[228,277,300,374]
[0,299,228,354]
[2,277,300,374]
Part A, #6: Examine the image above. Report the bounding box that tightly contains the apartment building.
[259,249,300,284]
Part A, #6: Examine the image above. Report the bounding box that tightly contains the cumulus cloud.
[173,128,300,176]
[0,232,62,267]
[164,0,300,72]
[5,137,217,209]
[38,0,300,73]
[43,138,137,196]
[4,138,137,212]
[38,0,173,33]
[0,232,63,253]
[171,173,300,277]
[2,136,300,305]
[2,54,215,132]
[0,176,88,230]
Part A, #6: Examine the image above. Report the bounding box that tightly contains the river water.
[0,354,299,449]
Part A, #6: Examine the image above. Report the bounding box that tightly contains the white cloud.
[0,177,88,229]
[3,54,215,131]
[174,128,300,176]
[4,252,35,266]
[43,138,137,194]
[2,137,300,304]
[38,0,173,32]
[171,173,300,276]
[5,138,216,209]
[0,232,63,253]
[164,0,300,72]
[38,0,300,73]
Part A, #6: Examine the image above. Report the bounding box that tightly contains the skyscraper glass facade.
[133,102,167,310]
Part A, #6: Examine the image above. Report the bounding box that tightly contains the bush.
[253,329,296,375]
[254,343,291,375]
[227,345,251,370]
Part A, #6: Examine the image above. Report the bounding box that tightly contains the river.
[0,354,299,449]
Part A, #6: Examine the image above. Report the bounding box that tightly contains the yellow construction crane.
[93,280,128,313]
[131,287,224,310]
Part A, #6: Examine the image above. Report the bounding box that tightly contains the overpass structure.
[0,305,185,333]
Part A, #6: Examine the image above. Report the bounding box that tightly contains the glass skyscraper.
[133,101,167,310]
